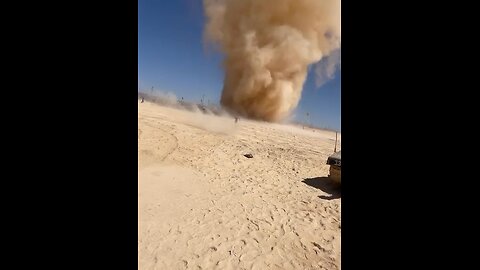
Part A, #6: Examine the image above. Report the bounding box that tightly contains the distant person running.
[141,97,144,103]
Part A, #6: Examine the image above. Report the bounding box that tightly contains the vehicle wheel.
[329,165,341,184]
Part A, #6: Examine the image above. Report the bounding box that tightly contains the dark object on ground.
[244,154,253,158]
[197,104,207,113]
[326,151,341,184]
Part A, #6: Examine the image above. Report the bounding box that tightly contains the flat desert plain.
[138,101,341,270]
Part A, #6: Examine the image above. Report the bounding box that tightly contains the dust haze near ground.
[204,0,341,122]
[168,104,238,135]
[139,102,341,269]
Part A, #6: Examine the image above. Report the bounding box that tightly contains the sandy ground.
[138,101,341,270]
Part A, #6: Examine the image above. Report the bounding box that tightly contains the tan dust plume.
[204,0,341,122]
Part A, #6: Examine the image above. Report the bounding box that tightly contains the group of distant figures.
[140,95,243,124]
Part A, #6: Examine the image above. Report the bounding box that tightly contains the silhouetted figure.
[235,117,239,123]
[141,97,144,103]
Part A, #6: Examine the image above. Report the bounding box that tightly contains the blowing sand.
[138,101,341,270]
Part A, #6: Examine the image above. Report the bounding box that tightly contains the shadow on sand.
[302,177,341,200]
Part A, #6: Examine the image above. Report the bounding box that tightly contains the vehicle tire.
[329,165,341,184]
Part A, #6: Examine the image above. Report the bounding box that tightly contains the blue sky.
[138,0,341,131]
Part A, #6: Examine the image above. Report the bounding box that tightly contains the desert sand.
[138,101,341,270]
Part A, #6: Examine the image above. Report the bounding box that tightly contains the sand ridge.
[139,102,341,269]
